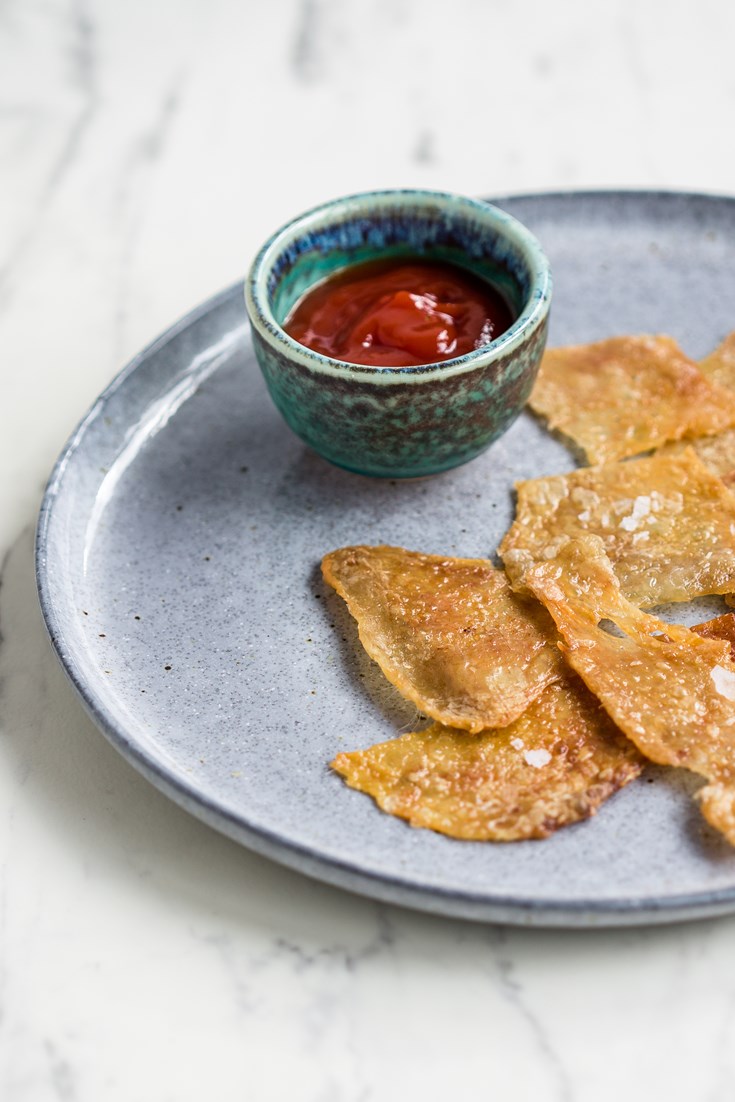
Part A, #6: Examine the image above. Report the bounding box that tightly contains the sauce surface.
[284,258,514,367]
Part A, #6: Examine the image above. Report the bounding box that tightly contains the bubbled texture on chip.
[525,536,735,846]
[654,333,735,485]
[657,430,735,487]
[691,612,735,662]
[322,545,562,733]
[499,448,735,607]
[331,676,643,841]
[529,335,735,464]
[699,331,735,392]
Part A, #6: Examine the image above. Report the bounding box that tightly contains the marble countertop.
[4,1,735,1098]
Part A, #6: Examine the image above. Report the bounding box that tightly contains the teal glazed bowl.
[245,190,552,478]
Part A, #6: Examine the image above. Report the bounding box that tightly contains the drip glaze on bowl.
[245,189,552,478]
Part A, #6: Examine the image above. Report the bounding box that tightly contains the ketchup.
[283,258,514,367]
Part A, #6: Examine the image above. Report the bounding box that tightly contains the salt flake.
[620,495,651,532]
[523,748,552,768]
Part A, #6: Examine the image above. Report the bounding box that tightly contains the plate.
[36,191,735,927]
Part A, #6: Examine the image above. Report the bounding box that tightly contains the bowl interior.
[264,195,536,329]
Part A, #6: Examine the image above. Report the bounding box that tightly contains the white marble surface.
[4,1,735,1097]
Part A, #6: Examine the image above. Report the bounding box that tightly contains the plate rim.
[35,188,735,927]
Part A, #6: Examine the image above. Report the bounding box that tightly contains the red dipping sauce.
[283,258,514,368]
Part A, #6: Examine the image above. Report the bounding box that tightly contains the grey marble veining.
[5,0,735,1098]
[3,512,735,1099]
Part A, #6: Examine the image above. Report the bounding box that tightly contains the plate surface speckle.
[37,192,735,926]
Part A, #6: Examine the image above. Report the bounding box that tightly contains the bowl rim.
[244,188,552,383]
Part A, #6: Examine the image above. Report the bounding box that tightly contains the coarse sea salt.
[620,495,651,532]
[523,748,551,769]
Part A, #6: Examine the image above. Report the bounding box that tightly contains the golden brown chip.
[331,677,643,841]
[322,545,562,733]
[699,331,735,391]
[528,335,735,464]
[499,448,735,608]
[656,336,735,482]
[692,612,735,661]
[525,535,735,845]
[658,429,735,487]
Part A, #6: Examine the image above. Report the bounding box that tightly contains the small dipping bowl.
[245,189,552,478]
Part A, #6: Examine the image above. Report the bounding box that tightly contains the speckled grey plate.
[37,192,735,927]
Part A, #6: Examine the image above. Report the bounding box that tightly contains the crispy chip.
[692,612,735,661]
[528,335,735,464]
[657,429,735,487]
[525,536,735,845]
[499,448,735,608]
[322,545,562,733]
[699,331,735,391]
[655,333,735,484]
[331,677,643,841]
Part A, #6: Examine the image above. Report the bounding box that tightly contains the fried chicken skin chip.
[692,612,735,662]
[528,335,735,464]
[654,334,735,485]
[657,430,735,488]
[699,331,735,392]
[331,677,643,841]
[499,448,735,608]
[322,545,562,733]
[525,536,735,845]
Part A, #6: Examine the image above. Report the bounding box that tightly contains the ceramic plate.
[37,192,735,927]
